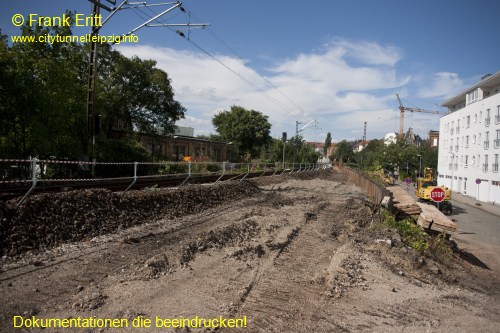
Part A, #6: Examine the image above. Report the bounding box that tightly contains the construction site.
[1,168,499,332]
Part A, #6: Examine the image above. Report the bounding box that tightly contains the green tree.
[331,140,354,163]
[97,44,185,138]
[0,18,185,168]
[0,20,87,160]
[212,105,271,159]
[323,132,332,156]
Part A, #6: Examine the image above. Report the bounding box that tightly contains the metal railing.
[0,158,329,206]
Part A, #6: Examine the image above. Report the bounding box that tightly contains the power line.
[128,4,304,119]
[185,9,305,119]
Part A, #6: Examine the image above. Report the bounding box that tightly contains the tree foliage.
[212,105,271,158]
[0,18,185,163]
[97,44,185,137]
[353,137,438,180]
[267,136,320,164]
[331,140,354,163]
[323,132,332,156]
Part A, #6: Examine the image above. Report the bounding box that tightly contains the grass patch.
[381,209,429,253]
[376,209,454,261]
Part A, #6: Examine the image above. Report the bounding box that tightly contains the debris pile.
[0,181,259,257]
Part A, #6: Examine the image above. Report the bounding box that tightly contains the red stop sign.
[430,187,445,202]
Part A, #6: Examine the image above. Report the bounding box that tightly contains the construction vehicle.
[416,168,453,215]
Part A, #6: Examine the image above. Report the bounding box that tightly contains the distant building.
[404,127,422,146]
[352,140,370,152]
[306,141,336,158]
[138,133,235,162]
[384,132,398,145]
[428,130,439,147]
[438,71,500,203]
[173,126,195,137]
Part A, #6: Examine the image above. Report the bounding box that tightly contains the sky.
[1,0,500,143]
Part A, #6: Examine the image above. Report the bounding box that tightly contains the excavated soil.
[1,170,499,332]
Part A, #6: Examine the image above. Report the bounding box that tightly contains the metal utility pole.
[295,119,317,136]
[282,132,287,168]
[363,121,367,142]
[84,0,208,175]
[85,0,112,175]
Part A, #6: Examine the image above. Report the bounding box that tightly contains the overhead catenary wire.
[185,9,305,119]
[129,4,305,120]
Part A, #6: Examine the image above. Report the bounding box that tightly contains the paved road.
[402,183,500,271]
[450,199,500,247]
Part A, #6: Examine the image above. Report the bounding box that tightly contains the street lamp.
[417,154,422,178]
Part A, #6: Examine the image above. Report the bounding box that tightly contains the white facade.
[384,132,397,145]
[438,72,500,204]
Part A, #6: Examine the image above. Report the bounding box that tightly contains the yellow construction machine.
[416,168,453,215]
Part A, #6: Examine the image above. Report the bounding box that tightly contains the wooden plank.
[386,185,456,235]
[417,202,457,233]
[387,186,421,216]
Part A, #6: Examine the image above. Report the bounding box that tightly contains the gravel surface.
[1,170,499,332]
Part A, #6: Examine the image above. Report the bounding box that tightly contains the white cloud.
[417,72,465,99]
[331,39,404,66]
[116,39,433,141]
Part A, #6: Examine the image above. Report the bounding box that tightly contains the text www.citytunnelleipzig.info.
[10,33,139,45]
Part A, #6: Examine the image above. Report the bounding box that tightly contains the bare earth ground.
[1,170,500,332]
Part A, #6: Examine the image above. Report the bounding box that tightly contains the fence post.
[177,161,192,188]
[214,161,226,184]
[123,162,138,194]
[16,158,38,207]
[241,163,251,181]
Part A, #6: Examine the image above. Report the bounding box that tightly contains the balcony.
[493,163,499,172]
[455,145,459,152]
[485,117,491,126]
[496,115,500,124]
[483,164,489,172]
[484,141,490,150]
[456,127,460,134]
[450,128,454,135]
[454,163,458,170]
[495,139,500,148]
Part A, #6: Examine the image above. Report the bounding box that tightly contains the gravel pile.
[0,181,259,257]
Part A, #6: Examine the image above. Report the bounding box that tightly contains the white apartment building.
[438,72,500,204]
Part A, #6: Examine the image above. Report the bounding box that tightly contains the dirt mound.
[0,181,259,257]
[1,170,499,333]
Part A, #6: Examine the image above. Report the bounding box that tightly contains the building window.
[483,155,489,172]
[496,129,500,148]
[466,135,469,147]
[473,135,476,144]
[467,89,478,104]
[465,155,468,168]
[496,106,500,124]
[485,109,491,126]
[494,154,499,173]
[484,132,490,149]
[466,115,470,128]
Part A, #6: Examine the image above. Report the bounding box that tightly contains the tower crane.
[396,94,447,137]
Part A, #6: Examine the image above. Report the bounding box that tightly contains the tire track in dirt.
[220,181,363,332]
